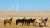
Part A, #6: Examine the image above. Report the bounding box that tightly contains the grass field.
[0,22,48,28]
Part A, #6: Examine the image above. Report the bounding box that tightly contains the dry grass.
[0,22,48,28]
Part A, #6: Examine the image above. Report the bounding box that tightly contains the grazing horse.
[4,17,13,26]
[41,16,48,27]
[36,16,48,27]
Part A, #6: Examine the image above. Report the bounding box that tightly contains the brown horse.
[4,17,13,26]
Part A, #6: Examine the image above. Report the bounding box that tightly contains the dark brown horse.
[24,18,36,26]
[16,17,36,26]
[16,17,25,25]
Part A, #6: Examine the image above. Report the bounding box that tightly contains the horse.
[41,16,48,27]
[16,17,25,25]
[4,16,13,26]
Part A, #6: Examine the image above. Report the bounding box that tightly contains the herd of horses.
[3,16,48,27]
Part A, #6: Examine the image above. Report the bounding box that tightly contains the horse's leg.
[8,21,12,26]
[24,21,26,26]
[44,22,46,27]
[24,20,27,25]
[39,23,42,27]
[39,23,43,27]
[16,21,18,25]
[27,21,30,26]
[9,22,11,25]
[22,22,24,26]
[4,21,6,26]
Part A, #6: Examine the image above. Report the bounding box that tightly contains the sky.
[0,0,49,12]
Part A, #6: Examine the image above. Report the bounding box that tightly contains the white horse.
[41,16,48,27]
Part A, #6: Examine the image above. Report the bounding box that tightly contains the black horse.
[16,17,36,26]
[16,17,25,25]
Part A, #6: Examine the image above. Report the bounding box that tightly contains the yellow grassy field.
[0,12,50,28]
